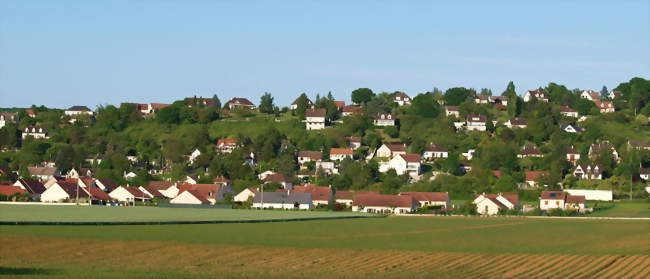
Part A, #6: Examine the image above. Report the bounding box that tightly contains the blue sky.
[1,0,649,109]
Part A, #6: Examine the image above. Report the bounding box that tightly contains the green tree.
[351,88,375,104]
[212,94,221,110]
[444,87,475,106]
[407,93,440,118]
[259,92,275,114]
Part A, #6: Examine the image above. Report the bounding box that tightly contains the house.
[379,154,421,176]
[373,113,395,126]
[289,184,333,206]
[422,144,448,160]
[40,181,87,202]
[351,194,418,214]
[147,181,180,198]
[27,166,58,181]
[557,106,579,118]
[0,112,18,128]
[474,94,490,104]
[334,101,346,111]
[564,189,613,201]
[566,146,581,165]
[262,173,293,190]
[93,177,117,192]
[170,190,211,205]
[524,171,548,188]
[562,124,584,134]
[109,186,150,202]
[77,176,94,189]
[466,115,487,131]
[444,106,460,118]
[505,118,527,129]
[473,193,519,215]
[234,187,258,202]
[539,191,586,211]
[589,142,619,162]
[213,177,233,188]
[188,149,202,164]
[342,106,361,117]
[64,106,93,116]
[523,89,549,102]
[225,97,256,110]
[348,137,362,150]
[305,109,327,130]
[329,148,354,161]
[290,97,313,110]
[594,101,615,113]
[297,151,323,165]
[22,126,49,139]
[174,183,233,204]
[608,90,622,99]
[580,90,601,101]
[315,161,338,175]
[0,185,27,197]
[150,103,171,113]
[184,97,216,107]
[399,192,450,208]
[185,175,199,184]
[334,190,378,206]
[216,139,238,153]
[572,164,602,180]
[25,109,37,118]
[376,143,406,158]
[85,187,113,203]
[252,191,313,209]
[462,149,476,160]
[628,140,650,151]
[489,96,508,106]
[640,168,650,180]
[13,178,46,197]
[138,186,166,199]
[518,146,543,158]
[393,92,411,106]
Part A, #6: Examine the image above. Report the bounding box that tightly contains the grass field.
[588,201,650,218]
[1,212,649,278]
[0,204,369,222]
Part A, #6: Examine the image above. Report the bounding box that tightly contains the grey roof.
[253,192,312,204]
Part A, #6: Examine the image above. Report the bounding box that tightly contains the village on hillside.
[1,78,649,216]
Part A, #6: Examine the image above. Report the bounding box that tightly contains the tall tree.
[502,81,517,99]
[443,87,475,106]
[600,86,608,99]
[212,94,221,110]
[293,93,310,117]
[259,92,275,114]
[351,88,375,104]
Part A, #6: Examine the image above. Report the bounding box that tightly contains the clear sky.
[1,1,649,109]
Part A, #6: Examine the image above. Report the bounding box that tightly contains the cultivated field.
[1,215,648,278]
[0,204,369,222]
[588,201,650,218]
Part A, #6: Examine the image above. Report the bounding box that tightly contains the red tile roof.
[0,185,27,196]
[540,191,566,200]
[399,192,448,202]
[216,139,238,147]
[305,108,327,118]
[178,184,223,200]
[334,101,345,109]
[330,148,353,155]
[566,195,586,204]
[263,173,292,183]
[384,143,406,152]
[399,154,421,163]
[85,187,112,201]
[342,106,361,113]
[213,177,232,184]
[525,171,548,182]
[15,178,46,194]
[298,151,323,160]
[142,186,166,198]
[290,185,332,201]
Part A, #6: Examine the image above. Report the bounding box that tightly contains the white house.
[379,154,421,176]
[473,193,519,215]
[40,181,85,202]
[466,115,487,131]
[639,168,650,181]
[0,112,18,128]
[27,166,58,182]
[334,190,378,206]
[348,137,362,150]
[290,97,313,110]
[505,118,527,129]
[393,92,411,106]
[580,90,601,101]
[376,143,406,158]
[562,124,584,133]
[22,126,49,139]
[234,187,258,202]
[594,101,615,113]
[399,192,450,208]
[64,106,93,116]
[540,191,586,211]
[564,189,613,201]
[572,164,602,180]
[184,175,199,184]
[422,144,448,160]
[188,149,201,164]
[297,150,323,165]
[523,89,549,102]
[329,148,353,161]
[373,113,395,126]
[557,106,579,118]
[305,109,327,130]
[444,106,460,118]
[170,190,211,205]
[566,146,581,165]
[589,142,619,162]
[290,185,333,206]
[262,173,293,190]
[341,106,361,117]
[215,139,238,153]
[315,161,338,175]
[109,186,150,202]
[146,181,180,198]
[352,194,418,214]
[252,192,313,210]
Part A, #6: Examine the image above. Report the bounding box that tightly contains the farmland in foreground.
[1,216,649,278]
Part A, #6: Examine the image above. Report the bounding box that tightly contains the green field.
[0,204,369,222]
[588,201,650,218]
[1,209,649,278]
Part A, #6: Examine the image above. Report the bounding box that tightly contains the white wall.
[40,185,70,202]
[564,189,613,201]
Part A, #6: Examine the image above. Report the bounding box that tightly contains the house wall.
[352,205,413,214]
[160,186,179,198]
[564,189,612,201]
[540,199,564,210]
[170,192,203,204]
[40,185,71,202]
[335,198,353,206]
[109,188,135,202]
[252,202,312,210]
[474,199,500,215]
[234,189,255,202]
[376,145,393,158]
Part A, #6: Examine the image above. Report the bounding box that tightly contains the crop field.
[1,214,649,278]
[588,201,650,218]
[0,204,369,222]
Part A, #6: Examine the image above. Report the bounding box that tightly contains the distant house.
[562,124,584,133]
[315,161,337,175]
[376,143,406,158]
[444,106,460,118]
[27,166,58,181]
[252,191,313,209]
[594,101,615,113]
[505,118,527,129]
[557,106,579,118]
[305,109,327,130]
[262,173,293,190]
[379,154,421,176]
[341,106,361,117]
[0,185,27,197]
[188,149,202,164]
[109,186,150,202]
[524,171,548,188]
[399,192,450,208]
[466,115,487,131]
[523,89,549,102]
[170,190,211,205]
[297,150,323,165]
[13,178,46,198]
[234,187,258,202]
[352,194,418,214]
[173,183,233,204]
[0,112,18,128]
[225,97,256,110]
[373,113,395,126]
[539,191,586,211]
[572,164,602,180]
[580,90,601,101]
[489,96,508,106]
[334,101,346,111]
[628,140,650,151]
[393,92,411,106]
[147,181,180,198]
[589,142,619,162]
[607,90,622,99]
[184,97,216,107]
[22,126,49,139]
[474,94,490,104]
[639,168,650,180]
[422,144,448,160]
[518,146,543,158]
[25,109,37,118]
[566,146,581,165]
[290,97,313,110]
[213,177,233,188]
[564,189,612,201]
[334,190,378,206]
[40,181,87,202]
[138,186,166,199]
[64,106,93,116]
[329,148,354,161]
[348,137,362,150]
[473,193,519,215]
[184,175,199,185]
[216,139,238,153]
[289,184,333,206]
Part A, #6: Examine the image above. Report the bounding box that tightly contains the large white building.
[304,109,327,130]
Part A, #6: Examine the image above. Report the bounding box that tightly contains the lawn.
[588,200,650,218]
[1,215,649,278]
[0,204,370,223]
